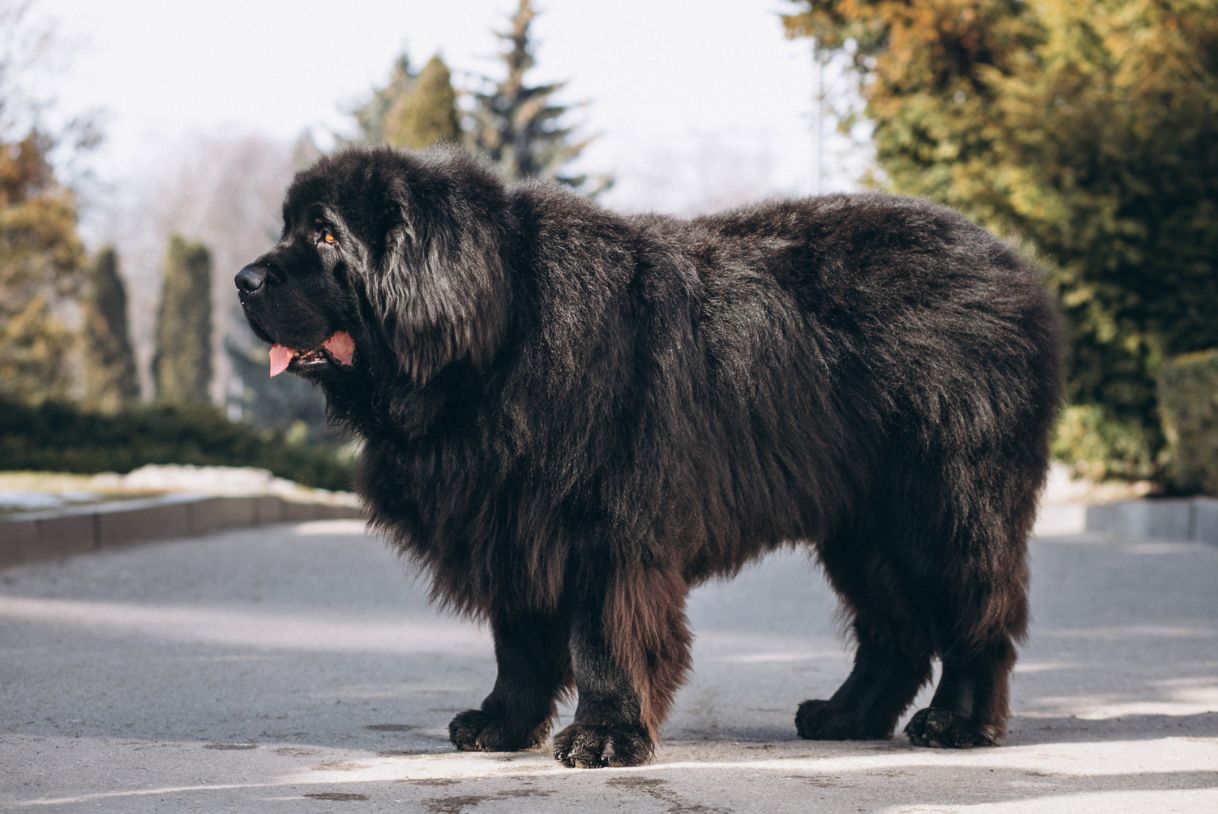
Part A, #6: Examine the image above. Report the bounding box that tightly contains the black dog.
[236,147,1061,768]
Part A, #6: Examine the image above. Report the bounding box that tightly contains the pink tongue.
[322,331,356,366]
[269,344,295,378]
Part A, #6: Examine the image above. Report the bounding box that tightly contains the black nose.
[235,265,267,293]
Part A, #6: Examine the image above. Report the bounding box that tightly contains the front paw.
[904,707,1000,748]
[552,722,653,768]
[448,709,547,752]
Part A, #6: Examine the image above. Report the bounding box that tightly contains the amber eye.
[321,230,337,246]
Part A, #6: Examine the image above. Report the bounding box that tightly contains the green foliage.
[783,0,1218,481]
[0,397,356,492]
[350,53,415,146]
[469,0,608,194]
[0,133,86,402]
[82,246,139,411]
[1157,350,1218,495]
[1051,404,1160,483]
[153,236,212,405]
[349,5,609,194]
[384,55,461,150]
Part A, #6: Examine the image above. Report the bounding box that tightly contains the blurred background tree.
[350,53,416,146]
[82,246,139,411]
[0,133,83,402]
[351,2,610,192]
[468,0,608,194]
[384,54,461,150]
[784,0,1218,482]
[0,1,92,404]
[153,236,212,406]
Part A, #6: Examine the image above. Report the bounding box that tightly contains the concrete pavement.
[1,516,1217,812]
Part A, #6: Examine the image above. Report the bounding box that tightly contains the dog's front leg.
[449,611,570,752]
[553,564,691,768]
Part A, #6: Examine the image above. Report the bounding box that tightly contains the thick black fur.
[237,147,1062,767]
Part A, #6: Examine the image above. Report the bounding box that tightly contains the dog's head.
[236,147,512,386]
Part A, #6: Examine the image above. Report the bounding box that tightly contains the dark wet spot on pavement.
[607,777,728,813]
[423,788,552,814]
[312,761,371,772]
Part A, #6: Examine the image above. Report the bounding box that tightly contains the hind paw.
[796,699,891,740]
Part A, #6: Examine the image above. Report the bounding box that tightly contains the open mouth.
[269,331,356,377]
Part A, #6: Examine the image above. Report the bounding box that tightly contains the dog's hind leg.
[797,533,933,740]
[797,614,932,740]
[905,636,1019,747]
[904,456,1037,748]
[552,564,692,768]
[449,611,571,752]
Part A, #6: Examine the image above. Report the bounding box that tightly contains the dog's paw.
[448,709,547,752]
[904,707,1001,748]
[552,722,653,768]
[795,699,890,740]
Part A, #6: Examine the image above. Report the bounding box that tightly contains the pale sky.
[37,0,861,214]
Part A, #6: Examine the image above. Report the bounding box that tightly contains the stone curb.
[1084,497,1218,545]
[0,494,364,570]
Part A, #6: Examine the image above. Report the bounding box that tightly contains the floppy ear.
[365,167,511,382]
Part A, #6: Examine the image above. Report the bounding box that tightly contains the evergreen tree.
[0,133,85,402]
[783,0,1218,479]
[469,0,608,194]
[82,246,139,411]
[153,236,212,405]
[1,2,102,403]
[384,55,462,150]
[350,53,416,146]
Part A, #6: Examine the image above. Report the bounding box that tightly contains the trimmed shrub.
[1158,350,1218,495]
[0,398,356,491]
[1051,404,1160,484]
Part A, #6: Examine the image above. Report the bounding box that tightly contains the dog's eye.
[320,230,338,246]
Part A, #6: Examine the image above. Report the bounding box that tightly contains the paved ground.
[1,512,1216,812]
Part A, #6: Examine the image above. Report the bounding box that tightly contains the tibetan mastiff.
[236,146,1061,768]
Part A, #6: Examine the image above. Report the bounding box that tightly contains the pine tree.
[153,236,212,405]
[1,3,103,403]
[0,133,86,402]
[82,246,139,411]
[783,0,1218,479]
[384,55,462,150]
[469,0,608,194]
[350,53,416,146]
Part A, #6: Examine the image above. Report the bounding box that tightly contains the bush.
[0,398,356,491]
[1157,350,1218,495]
[1051,404,1161,484]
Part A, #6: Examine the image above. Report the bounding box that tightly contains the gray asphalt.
[2,512,1217,813]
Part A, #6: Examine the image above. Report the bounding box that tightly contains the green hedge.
[1158,350,1218,496]
[0,398,356,491]
[1051,403,1161,484]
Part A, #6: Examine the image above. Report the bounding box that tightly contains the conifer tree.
[350,53,416,146]
[82,246,139,411]
[783,0,1218,478]
[469,0,608,194]
[153,236,212,405]
[1,3,100,403]
[0,133,85,402]
[384,55,462,150]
